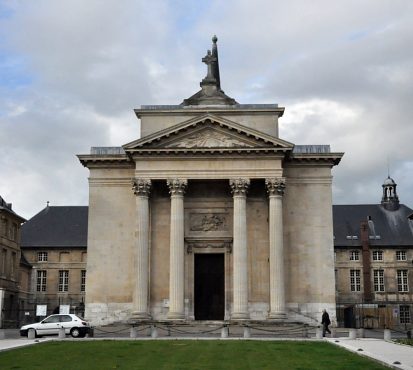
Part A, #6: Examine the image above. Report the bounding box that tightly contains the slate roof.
[0,195,25,222]
[333,204,413,247]
[21,206,88,248]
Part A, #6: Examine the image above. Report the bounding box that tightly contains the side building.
[21,206,88,319]
[0,196,29,328]
[334,177,413,329]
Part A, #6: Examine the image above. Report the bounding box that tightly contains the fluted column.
[131,178,152,319]
[266,178,286,319]
[230,178,250,320]
[167,179,187,319]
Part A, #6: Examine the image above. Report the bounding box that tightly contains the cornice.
[77,154,134,169]
[285,152,344,167]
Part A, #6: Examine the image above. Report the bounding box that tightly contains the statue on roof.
[181,35,237,106]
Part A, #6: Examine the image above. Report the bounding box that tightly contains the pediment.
[123,114,293,153]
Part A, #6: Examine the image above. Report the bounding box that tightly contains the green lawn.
[0,340,389,370]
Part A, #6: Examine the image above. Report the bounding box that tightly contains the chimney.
[361,221,373,302]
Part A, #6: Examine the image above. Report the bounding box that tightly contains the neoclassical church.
[78,37,343,325]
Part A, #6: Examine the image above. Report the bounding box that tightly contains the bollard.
[331,328,337,338]
[316,328,323,339]
[349,328,357,339]
[357,328,365,338]
[130,327,138,338]
[221,326,228,338]
[243,327,251,338]
[0,330,5,340]
[407,330,411,339]
[303,326,309,338]
[58,327,66,339]
[88,328,94,338]
[27,329,36,340]
[151,325,158,338]
[384,329,391,341]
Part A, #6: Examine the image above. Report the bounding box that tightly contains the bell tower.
[381,176,400,211]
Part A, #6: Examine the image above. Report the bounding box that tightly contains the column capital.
[132,178,152,197]
[229,178,250,196]
[265,177,286,196]
[167,179,188,196]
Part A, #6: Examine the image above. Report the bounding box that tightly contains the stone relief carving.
[190,214,227,232]
[165,130,252,148]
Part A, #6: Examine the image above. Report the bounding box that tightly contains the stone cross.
[202,50,217,83]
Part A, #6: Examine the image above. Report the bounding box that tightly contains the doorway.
[194,253,225,320]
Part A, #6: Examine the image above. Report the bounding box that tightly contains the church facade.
[78,37,343,325]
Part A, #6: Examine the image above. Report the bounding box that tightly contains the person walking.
[322,309,331,337]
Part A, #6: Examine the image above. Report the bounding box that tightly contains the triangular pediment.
[123,114,294,154]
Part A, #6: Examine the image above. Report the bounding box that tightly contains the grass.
[0,340,390,370]
[395,338,413,346]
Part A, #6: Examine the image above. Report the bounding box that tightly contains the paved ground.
[0,328,412,369]
[326,337,413,370]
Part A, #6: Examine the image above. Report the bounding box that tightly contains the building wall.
[335,247,413,328]
[0,210,24,328]
[139,111,280,138]
[283,165,337,324]
[22,248,86,317]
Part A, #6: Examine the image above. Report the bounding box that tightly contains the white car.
[20,314,91,338]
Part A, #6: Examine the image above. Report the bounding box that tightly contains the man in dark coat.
[321,309,331,337]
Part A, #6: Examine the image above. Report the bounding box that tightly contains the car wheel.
[70,327,81,338]
[28,328,36,338]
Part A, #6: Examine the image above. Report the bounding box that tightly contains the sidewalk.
[0,338,52,352]
[327,337,413,370]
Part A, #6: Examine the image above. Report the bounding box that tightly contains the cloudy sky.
[1,0,412,219]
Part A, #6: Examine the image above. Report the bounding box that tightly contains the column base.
[131,311,151,320]
[268,312,287,320]
[167,312,185,320]
[231,312,250,320]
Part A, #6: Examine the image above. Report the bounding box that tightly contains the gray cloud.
[1,0,412,218]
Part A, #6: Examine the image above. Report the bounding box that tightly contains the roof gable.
[123,114,293,153]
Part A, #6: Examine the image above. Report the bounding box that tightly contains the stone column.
[266,178,286,319]
[230,178,250,319]
[131,178,152,319]
[167,179,188,319]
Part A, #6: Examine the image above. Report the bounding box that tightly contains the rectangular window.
[397,270,409,292]
[38,252,48,262]
[372,250,383,261]
[81,270,86,292]
[350,269,361,292]
[396,251,407,261]
[58,270,69,292]
[400,305,411,324]
[1,249,7,276]
[11,252,16,278]
[373,269,385,292]
[350,250,359,261]
[36,270,47,292]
